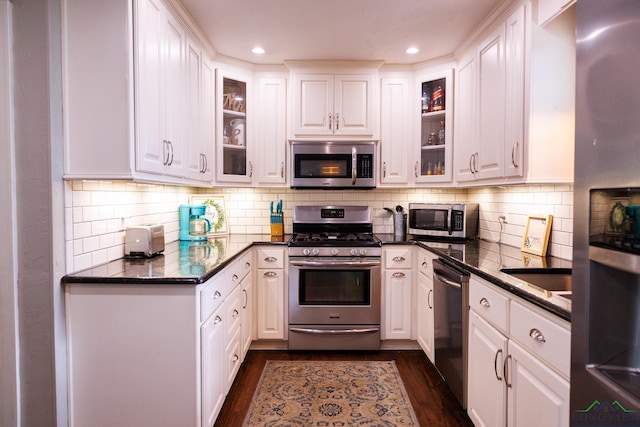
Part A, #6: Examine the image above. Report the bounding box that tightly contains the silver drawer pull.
[529,328,546,343]
[214,315,222,324]
[232,274,239,281]
[213,290,222,299]
[479,297,491,308]
[264,256,277,262]
[232,354,239,363]
[392,272,406,278]
[263,271,278,278]
[422,261,428,268]
[233,309,239,317]
[392,256,406,262]
[245,261,251,269]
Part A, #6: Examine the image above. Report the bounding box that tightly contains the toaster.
[125,225,165,257]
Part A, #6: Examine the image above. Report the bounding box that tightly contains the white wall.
[65,182,574,273]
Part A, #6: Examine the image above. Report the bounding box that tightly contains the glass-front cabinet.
[216,70,252,183]
[415,70,453,183]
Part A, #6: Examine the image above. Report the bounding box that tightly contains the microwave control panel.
[452,210,464,231]
[357,154,373,178]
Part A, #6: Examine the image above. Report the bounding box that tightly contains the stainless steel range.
[288,205,382,350]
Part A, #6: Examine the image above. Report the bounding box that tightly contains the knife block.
[270,213,284,236]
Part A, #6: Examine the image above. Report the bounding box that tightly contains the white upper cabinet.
[63,0,216,186]
[379,74,412,185]
[254,74,287,186]
[454,0,575,185]
[288,62,380,139]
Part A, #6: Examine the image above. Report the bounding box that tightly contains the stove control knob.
[350,248,358,256]
[330,248,339,256]
[302,249,310,256]
[311,249,320,256]
[359,249,367,256]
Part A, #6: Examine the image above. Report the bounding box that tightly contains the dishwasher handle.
[433,259,469,289]
[433,271,462,289]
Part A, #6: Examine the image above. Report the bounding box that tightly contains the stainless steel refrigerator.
[571,1,640,425]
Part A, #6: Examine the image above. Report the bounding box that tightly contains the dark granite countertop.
[377,233,571,321]
[63,232,570,321]
[62,234,290,285]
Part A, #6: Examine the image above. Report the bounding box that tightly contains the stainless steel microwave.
[408,203,479,239]
[290,141,376,189]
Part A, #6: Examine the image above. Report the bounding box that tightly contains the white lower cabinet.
[416,248,436,361]
[382,247,414,340]
[65,249,253,427]
[256,247,287,340]
[466,276,570,427]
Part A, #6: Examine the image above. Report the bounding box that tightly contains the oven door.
[289,258,381,326]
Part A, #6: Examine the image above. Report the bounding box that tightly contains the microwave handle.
[352,146,357,185]
[447,206,453,235]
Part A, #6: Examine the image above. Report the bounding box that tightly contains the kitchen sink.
[499,268,572,294]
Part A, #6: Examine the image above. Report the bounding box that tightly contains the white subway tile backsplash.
[64,181,575,272]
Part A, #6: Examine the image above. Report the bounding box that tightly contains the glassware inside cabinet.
[419,76,449,178]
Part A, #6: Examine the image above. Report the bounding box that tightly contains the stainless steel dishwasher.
[432,258,470,409]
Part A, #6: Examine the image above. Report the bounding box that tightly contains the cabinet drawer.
[469,277,509,333]
[225,285,243,342]
[257,247,285,269]
[227,251,252,286]
[418,250,436,277]
[510,300,571,378]
[201,275,226,322]
[385,247,413,269]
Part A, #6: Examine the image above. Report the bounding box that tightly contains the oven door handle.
[289,327,379,335]
[289,259,381,268]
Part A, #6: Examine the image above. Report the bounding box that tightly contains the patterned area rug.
[242,360,419,426]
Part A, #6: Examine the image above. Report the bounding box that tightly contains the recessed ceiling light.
[252,47,265,54]
[406,47,419,54]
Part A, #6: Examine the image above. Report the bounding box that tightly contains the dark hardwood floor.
[214,350,474,426]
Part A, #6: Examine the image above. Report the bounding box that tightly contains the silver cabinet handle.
[214,315,222,324]
[213,290,222,300]
[383,162,387,178]
[529,328,546,343]
[264,256,277,262]
[242,289,248,309]
[263,271,278,278]
[163,140,170,165]
[504,354,512,388]
[245,261,251,269]
[166,140,174,166]
[335,113,340,130]
[415,161,419,177]
[392,256,406,262]
[232,274,239,282]
[468,154,474,174]
[280,161,284,178]
[392,272,406,278]
[232,354,239,363]
[249,161,253,177]
[479,297,491,308]
[427,289,433,309]
[511,141,519,167]
[494,349,503,381]
[328,113,333,131]
[232,309,239,317]
[422,261,428,268]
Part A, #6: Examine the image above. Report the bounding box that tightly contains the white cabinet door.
[293,74,333,136]
[417,269,435,361]
[185,37,204,180]
[334,74,375,136]
[257,268,286,339]
[199,57,215,181]
[454,51,477,183]
[380,76,411,185]
[201,308,225,427]
[476,24,506,181]
[136,0,166,175]
[136,0,186,178]
[383,269,413,339]
[467,310,508,427]
[254,76,287,185]
[241,273,254,358]
[507,340,570,427]
[504,4,526,179]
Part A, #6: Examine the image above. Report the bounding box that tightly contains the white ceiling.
[180,0,505,65]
